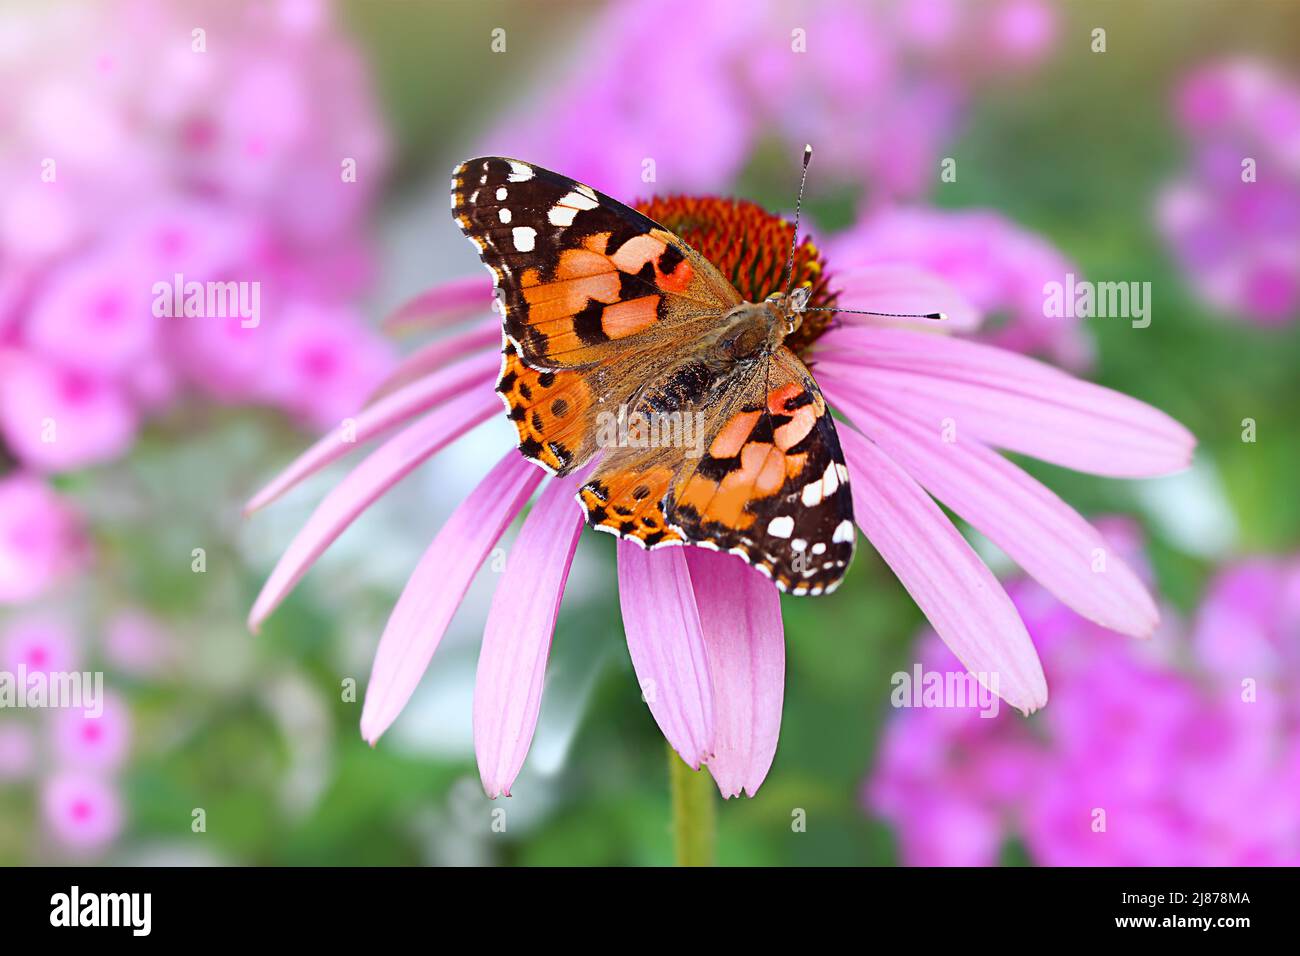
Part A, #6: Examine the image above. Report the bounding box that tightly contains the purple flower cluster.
[1157,59,1300,325]
[0,0,393,479]
[868,521,1300,866]
[484,0,1058,200]
[0,612,141,854]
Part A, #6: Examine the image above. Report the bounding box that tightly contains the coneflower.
[247,192,1193,799]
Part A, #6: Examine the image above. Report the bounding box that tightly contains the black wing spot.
[572,300,610,345]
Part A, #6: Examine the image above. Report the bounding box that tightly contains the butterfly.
[450,156,856,595]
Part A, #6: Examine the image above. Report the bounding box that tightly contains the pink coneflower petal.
[685,548,784,798]
[839,425,1049,714]
[366,321,500,402]
[816,326,1195,477]
[243,350,498,514]
[827,385,1160,637]
[833,264,981,331]
[361,451,543,745]
[473,471,586,798]
[617,542,715,769]
[248,387,499,631]
[382,275,493,332]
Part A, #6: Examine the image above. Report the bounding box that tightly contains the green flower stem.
[668,743,716,866]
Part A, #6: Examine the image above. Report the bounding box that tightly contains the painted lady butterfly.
[451,155,856,595]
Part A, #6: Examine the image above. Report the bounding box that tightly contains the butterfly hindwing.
[666,347,855,595]
[576,346,855,594]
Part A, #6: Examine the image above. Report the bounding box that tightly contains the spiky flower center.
[633,195,839,355]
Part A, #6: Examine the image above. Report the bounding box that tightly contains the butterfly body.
[452,157,855,595]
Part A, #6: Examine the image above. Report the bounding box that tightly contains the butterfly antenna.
[780,144,945,321]
[802,307,948,321]
[780,144,814,297]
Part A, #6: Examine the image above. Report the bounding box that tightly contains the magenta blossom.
[1157,59,1300,325]
[41,772,124,852]
[484,0,1055,202]
[828,206,1093,369]
[0,613,80,677]
[247,192,1192,799]
[0,0,392,473]
[868,532,1300,866]
[0,472,89,604]
[51,692,132,773]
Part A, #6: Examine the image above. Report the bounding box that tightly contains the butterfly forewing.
[451,157,739,370]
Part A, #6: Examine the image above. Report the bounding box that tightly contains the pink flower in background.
[0,0,392,475]
[103,609,175,678]
[0,351,139,472]
[259,303,397,430]
[51,693,132,773]
[486,0,1055,201]
[1158,59,1300,325]
[828,206,1092,369]
[0,473,89,604]
[1193,557,1300,713]
[868,540,1300,866]
[897,0,1058,68]
[0,614,80,676]
[41,772,124,851]
[247,189,1191,798]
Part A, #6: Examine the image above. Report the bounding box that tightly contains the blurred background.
[1,0,1298,865]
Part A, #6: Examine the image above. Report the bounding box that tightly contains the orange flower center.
[633,195,839,355]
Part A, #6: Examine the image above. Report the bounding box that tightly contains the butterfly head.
[765,284,812,338]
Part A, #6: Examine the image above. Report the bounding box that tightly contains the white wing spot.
[495,186,508,201]
[801,481,822,507]
[832,520,854,543]
[767,515,794,538]
[821,462,839,496]
[812,542,827,555]
[512,226,536,252]
[548,204,578,227]
[791,538,807,552]
[507,161,534,182]
[561,189,599,211]
[498,208,512,224]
